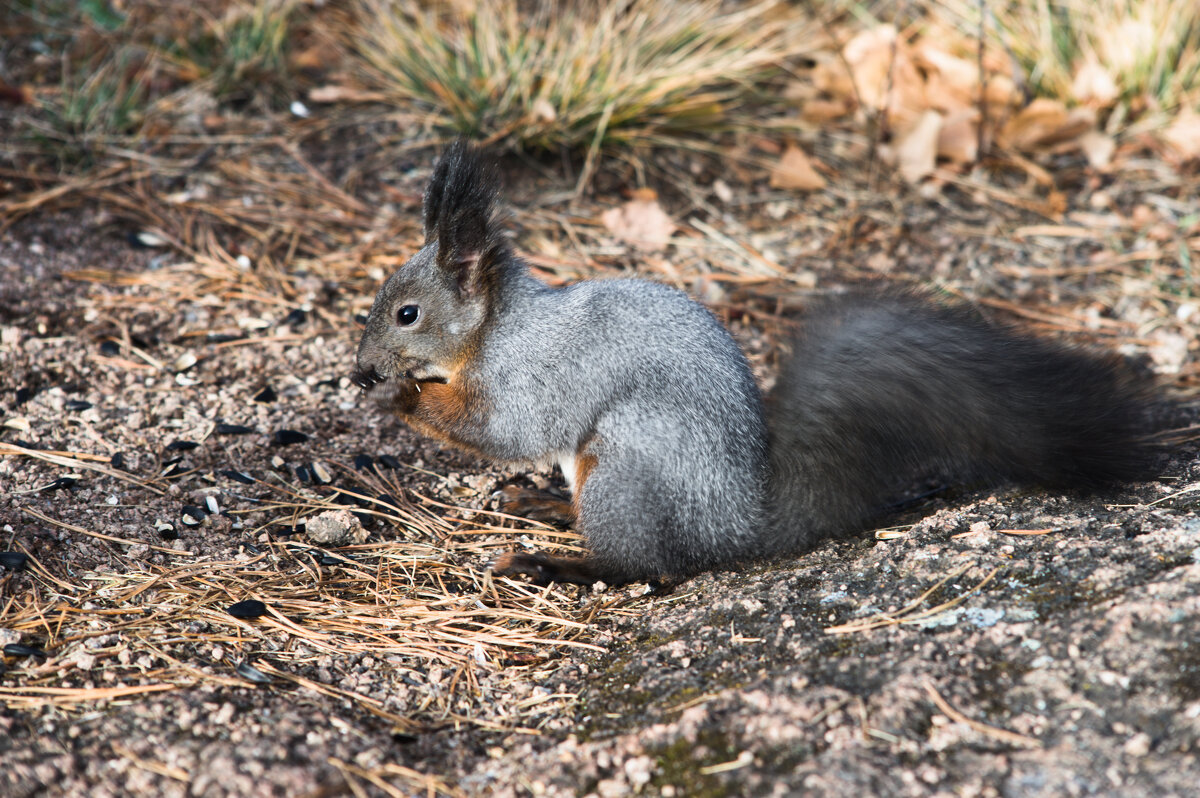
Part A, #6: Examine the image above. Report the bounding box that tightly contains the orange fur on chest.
[400,378,489,456]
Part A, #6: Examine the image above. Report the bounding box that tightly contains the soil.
[2,135,1200,798]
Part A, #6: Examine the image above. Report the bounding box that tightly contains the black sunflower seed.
[221,469,255,485]
[378,454,402,470]
[294,465,312,483]
[375,494,403,513]
[64,399,93,412]
[3,643,47,659]
[15,387,35,406]
[166,440,200,452]
[310,461,332,485]
[227,599,267,619]
[45,477,78,491]
[253,386,278,403]
[162,461,187,478]
[0,552,28,571]
[392,732,419,745]
[235,661,274,684]
[181,505,207,523]
[353,454,376,473]
[110,452,126,470]
[156,524,178,541]
[281,308,307,327]
[316,553,348,567]
[206,333,244,344]
[98,340,121,356]
[273,429,308,445]
[215,423,254,435]
[354,313,368,326]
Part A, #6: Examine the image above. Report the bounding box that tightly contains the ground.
[2,111,1200,798]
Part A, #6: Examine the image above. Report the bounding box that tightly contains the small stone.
[1124,732,1152,757]
[305,509,367,547]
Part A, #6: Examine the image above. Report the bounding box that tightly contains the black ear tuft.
[422,140,508,296]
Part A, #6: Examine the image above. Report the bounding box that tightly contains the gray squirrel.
[353,140,1159,587]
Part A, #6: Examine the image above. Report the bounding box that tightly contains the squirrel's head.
[354,140,512,386]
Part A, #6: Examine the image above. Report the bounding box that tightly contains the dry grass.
[936,0,1200,112]
[0,452,618,730]
[349,0,815,153]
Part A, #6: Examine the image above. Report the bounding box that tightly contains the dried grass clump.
[350,0,813,152]
[938,0,1200,113]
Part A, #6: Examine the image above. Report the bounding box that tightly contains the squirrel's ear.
[422,140,507,298]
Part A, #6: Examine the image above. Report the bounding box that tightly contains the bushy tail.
[764,291,1161,551]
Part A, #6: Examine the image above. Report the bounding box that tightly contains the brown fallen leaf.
[1079,130,1116,169]
[1162,109,1200,162]
[938,108,980,163]
[769,145,827,191]
[895,110,943,183]
[600,189,677,251]
[1000,99,1095,151]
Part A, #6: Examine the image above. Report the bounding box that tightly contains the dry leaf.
[937,109,979,163]
[895,110,943,183]
[818,26,926,130]
[1071,59,1119,107]
[1079,130,1116,169]
[800,98,850,123]
[917,46,978,112]
[601,189,677,251]
[769,145,827,191]
[1162,109,1200,161]
[1001,99,1095,151]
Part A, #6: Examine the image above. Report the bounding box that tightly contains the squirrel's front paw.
[364,377,419,414]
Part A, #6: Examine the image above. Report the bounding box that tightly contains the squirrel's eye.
[396,305,420,326]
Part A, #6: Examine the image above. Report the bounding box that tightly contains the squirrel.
[353,140,1160,587]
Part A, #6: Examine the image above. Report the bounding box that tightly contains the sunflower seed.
[204,495,220,515]
[155,522,178,540]
[173,352,198,373]
[227,599,267,619]
[310,461,332,485]
[378,454,402,470]
[0,552,28,571]
[273,429,308,445]
[165,440,200,452]
[353,454,376,473]
[221,469,255,485]
[181,505,207,525]
[253,386,278,403]
[4,643,47,658]
[215,423,254,435]
[235,661,274,684]
[64,399,92,412]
